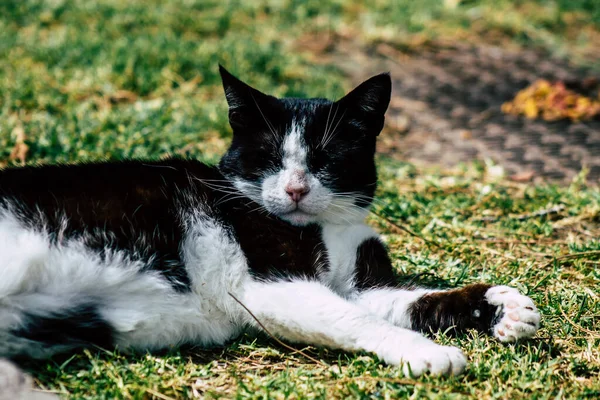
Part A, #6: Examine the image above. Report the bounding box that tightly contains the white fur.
[109,210,251,351]
[0,205,468,376]
[485,286,540,342]
[241,279,466,376]
[0,205,459,375]
[354,287,435,328]
[0,209,245,357]
[320,223,378,295]
[260,119,334,225]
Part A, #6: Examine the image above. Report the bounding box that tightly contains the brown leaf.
[107,90,138,104]
[502,79,600,122]
[509,170,535,182]
[387,114,411,133]
[9,124,29,165]
[459,130,472,140]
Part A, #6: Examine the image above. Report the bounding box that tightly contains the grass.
[1,0,599,398]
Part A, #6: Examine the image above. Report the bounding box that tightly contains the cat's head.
[218,65,391,226]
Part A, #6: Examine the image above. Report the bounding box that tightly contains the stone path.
[331,39,600,182]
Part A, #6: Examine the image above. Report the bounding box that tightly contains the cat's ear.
[219,65,278,130]
[339,73,392,115]
[336,73,391,135]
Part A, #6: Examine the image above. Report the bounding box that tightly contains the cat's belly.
[110,292,244,352]
[0,210,243,358]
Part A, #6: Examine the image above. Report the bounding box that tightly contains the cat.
[0,65,540,377]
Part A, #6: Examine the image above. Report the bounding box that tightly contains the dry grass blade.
[476,205,566,223]
[144,388,177,400]
[558,303,600,338]
[370,210,442,249]
[513,205,566,221]
[542,250,600,268]
[227,292,325,366]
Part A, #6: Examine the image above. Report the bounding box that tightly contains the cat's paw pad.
[398,344,467,377]
[485,285,540,342]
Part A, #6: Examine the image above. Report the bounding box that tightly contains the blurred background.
[1,0,599,180]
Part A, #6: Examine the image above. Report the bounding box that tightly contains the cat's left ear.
[337,73,391,135]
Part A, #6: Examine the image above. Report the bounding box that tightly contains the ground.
[1,0,599,398]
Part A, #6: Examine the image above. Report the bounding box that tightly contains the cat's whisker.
[215,194,253,207]
[323,208,356,225]
[322,103,333,144]
[321,103,340,148]
[329,208,365,221]
[330,195,372,206]
[327,203,368,220]
[321,102,336,148]
[330,193,384,206]
[250,92,277,138]
[321,109,346,149]
[246,205,269,214]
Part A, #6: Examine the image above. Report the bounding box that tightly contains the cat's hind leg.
[237,279,467,377]
[354,284,540,342]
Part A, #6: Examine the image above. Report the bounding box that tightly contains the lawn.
[1,0,599,398]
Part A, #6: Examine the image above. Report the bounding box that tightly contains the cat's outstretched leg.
[238,279,466,377]
[352,236,540,341]
[354,284,540,341]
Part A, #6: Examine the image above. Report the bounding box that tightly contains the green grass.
[2,0,600,398]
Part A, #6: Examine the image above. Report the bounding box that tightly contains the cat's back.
[0,158,223,227]
[0,158,220,202]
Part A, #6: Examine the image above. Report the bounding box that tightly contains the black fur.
[354,238,397,289]
[408,284,500,335]
[0,159,215,292]
[11,304,114,349]
[0,158,332,287]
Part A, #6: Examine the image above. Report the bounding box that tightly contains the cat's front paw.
[384,341,466,377]
[401,344,466,377]
[485,286,540,342]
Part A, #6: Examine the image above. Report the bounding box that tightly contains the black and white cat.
[0,66,540,377]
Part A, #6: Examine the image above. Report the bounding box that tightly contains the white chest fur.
[320,223,379,296]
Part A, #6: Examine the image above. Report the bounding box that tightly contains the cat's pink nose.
[285,184,310,202]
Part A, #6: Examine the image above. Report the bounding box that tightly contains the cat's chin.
[278,210,319,226]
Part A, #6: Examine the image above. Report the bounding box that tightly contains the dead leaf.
[523,98,539,119]
[9,124,29,165]
[387,114,411,133]
[459,130,472,140]
[107,90,138,104]
[510,170,535,182]
[502,79,600,122]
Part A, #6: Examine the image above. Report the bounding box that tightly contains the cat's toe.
[399,345,467,377]
[485,285,540,342]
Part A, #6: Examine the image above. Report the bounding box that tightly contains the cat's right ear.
[219,65,276,129]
